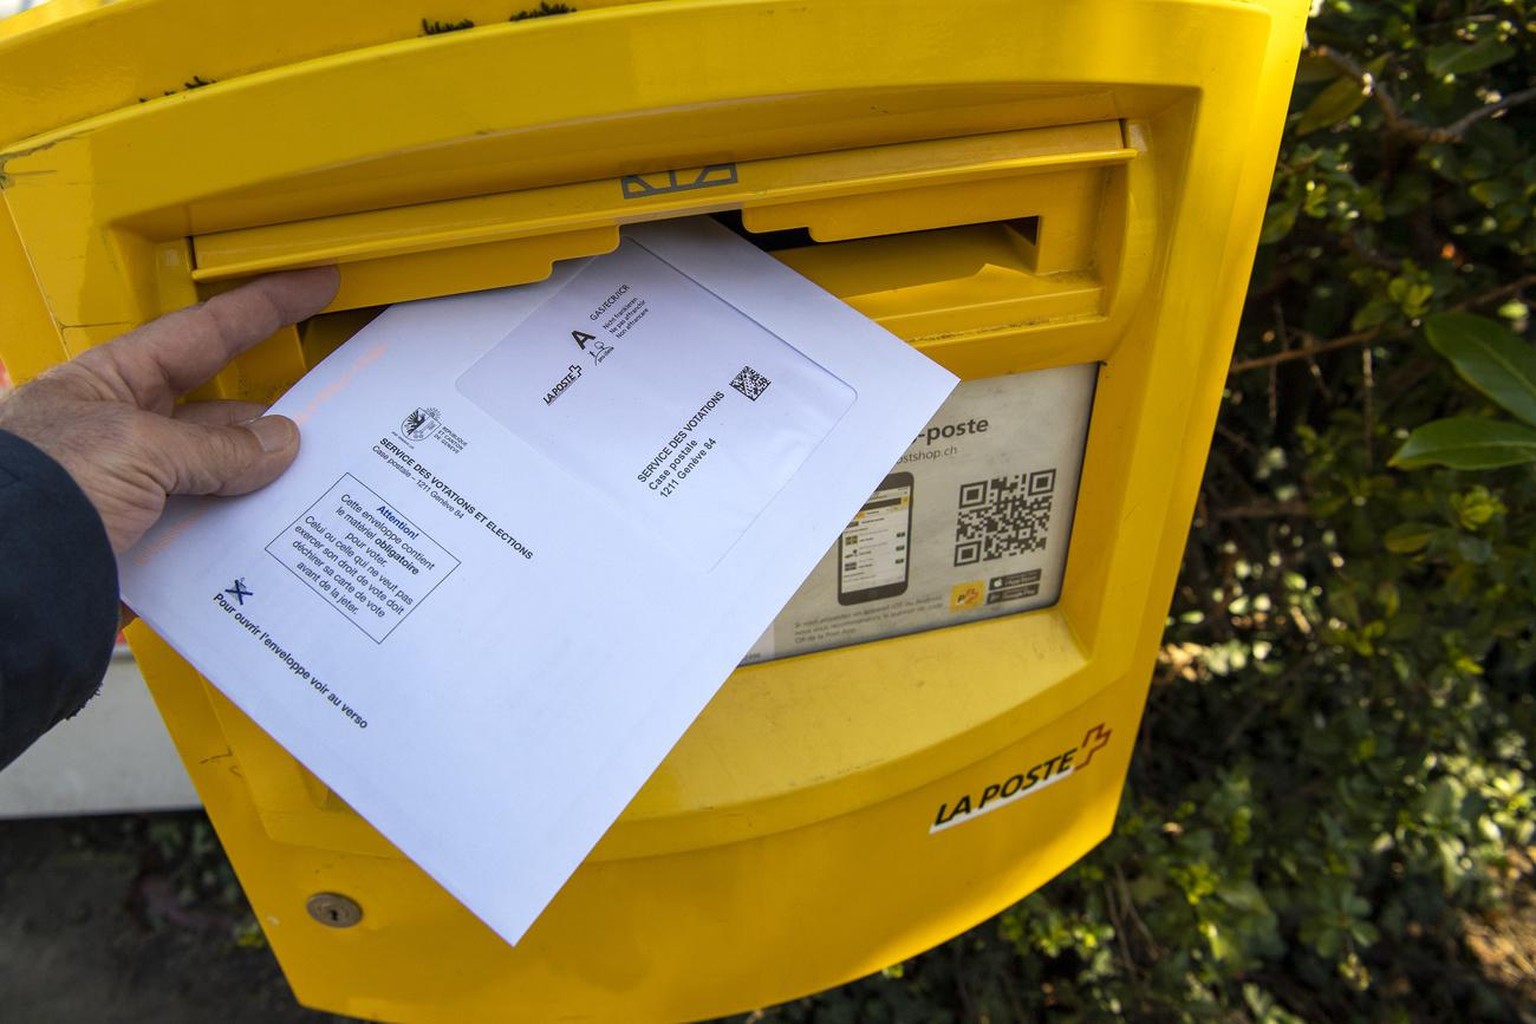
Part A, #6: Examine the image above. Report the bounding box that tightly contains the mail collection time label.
[267,474,460,642]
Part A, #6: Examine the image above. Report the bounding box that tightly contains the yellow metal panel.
[0,195,63,383]
[193,124,1131,279]
[301,227,622,313]
[775,227,1106,342]
[0,0,640,145]
[0,2,1258,326]
[3,0,1310,1018]
[130,622,1133,1022]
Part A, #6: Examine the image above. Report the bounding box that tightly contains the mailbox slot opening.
[293,210,1094,369]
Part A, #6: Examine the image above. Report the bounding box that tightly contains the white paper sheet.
[120,218,957,945]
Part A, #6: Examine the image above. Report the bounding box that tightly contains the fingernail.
[246,415,295,453]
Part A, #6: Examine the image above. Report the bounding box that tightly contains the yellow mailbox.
[0,1,1307,1019]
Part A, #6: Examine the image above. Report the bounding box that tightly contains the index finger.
[75,267,340,409]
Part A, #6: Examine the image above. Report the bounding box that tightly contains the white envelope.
[121,218,957,945]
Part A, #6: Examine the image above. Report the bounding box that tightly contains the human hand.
[0,268,339,555]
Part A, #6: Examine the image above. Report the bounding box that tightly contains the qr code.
[730,365,772,401]
[954,470,1057,566]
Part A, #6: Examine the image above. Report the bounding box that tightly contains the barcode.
[954,471,1056,566]
[730,365,772,401]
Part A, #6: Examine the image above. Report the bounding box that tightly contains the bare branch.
[1313,48,1536,145]
[1229,274,1536,374]
[1114,863,1162,959]
[1231,327,1383,373]
[1363,346,1376,467]
[1448,272,1536,313]
[1431,86,1536,143]
[1212,500,1313,520]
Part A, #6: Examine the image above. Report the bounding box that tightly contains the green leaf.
[1295,55,1340,84]
[1383,523,1434,553]
[1469,179,1524,207]
[1426,39,1516,78]
[1424,313,1536,426]
[1260,200,1300,244]
[1390,418,1536,470]
[1297,74,1371,136]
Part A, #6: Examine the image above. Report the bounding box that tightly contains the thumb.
[157,414,301,497]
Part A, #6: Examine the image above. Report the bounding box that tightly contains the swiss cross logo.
[1075,723,1113,769]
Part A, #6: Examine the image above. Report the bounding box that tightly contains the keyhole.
[306,892,363,928]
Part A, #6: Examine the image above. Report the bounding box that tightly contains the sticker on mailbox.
[740,364,1097,661]
[929,722,1114,833]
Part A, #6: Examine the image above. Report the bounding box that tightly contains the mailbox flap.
[190,122,1134,312]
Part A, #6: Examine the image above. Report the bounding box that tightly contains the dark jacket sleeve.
[0,429,119,770]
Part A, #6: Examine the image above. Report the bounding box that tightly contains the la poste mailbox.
[0,0,1307,1018]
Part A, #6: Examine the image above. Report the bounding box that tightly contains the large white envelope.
[121,218,958,945]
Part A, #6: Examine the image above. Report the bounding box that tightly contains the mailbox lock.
[307,892,364,928]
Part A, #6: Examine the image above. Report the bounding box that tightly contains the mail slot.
[0,1,1307,1019]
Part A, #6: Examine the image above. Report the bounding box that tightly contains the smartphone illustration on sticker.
[837,471,914,605]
